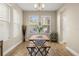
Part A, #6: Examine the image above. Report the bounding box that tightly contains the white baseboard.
[3,40,22,56]
[59,41,64,44]
[66,47,79,56]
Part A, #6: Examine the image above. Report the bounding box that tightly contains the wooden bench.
[26,42,51,56]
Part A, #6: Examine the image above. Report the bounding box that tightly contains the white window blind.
[13,8,20,37]
[0,21,9,41]
[13,8,20,24]
[0,4,10,22]
[0,4,10,41]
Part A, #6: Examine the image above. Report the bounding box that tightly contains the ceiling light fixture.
[34,3,45,10]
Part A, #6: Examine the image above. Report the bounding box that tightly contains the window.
[41,16,51,34]
[0,4,10,22]
[29,16,39,25]
[28,16,51,35]
[0,4,10,41]
[13,8,20,37]
[28,16,39,34]
[13,8,20,24]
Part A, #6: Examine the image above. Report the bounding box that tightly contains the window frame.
[28,15,51,35]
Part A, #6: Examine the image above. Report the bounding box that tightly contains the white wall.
[23,11,57,39]
[57,4,79,55]
[0,4,23,55]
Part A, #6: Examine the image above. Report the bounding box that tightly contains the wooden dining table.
[28,35,50,47]
[29,35,49,41]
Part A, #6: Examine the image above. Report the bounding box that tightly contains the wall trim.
[3,40,22,56]
[66,46,79,56]
[59,41,64,44]
[59,41,79,56]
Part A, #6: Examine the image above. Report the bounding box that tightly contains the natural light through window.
[28,15,51,35]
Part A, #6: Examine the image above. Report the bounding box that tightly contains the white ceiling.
[16,3,63,11]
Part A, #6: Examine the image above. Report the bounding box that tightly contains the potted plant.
[36,25,45,35]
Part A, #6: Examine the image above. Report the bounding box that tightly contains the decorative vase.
[22,25,26,42]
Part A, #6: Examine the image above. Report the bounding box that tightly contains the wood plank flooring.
[6,41,73,56]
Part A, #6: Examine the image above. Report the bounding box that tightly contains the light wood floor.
[6,41,73,56]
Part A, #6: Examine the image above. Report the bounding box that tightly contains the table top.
[29,35,49,41]
[27,41,50,48]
